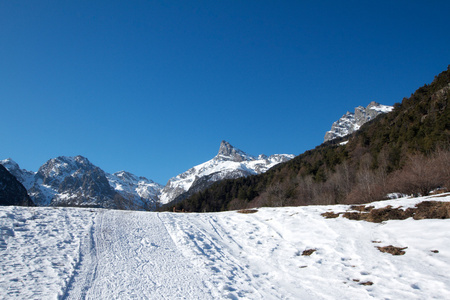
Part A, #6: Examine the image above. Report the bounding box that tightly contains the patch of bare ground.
[237,209,258,214]
[376,245,408,255]
[302,249,316,256]
[352,279,374,286]
[413,201,450,219]
[322,201,450,223]
[321,211,340,218]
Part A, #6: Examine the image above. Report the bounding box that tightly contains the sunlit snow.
[1,194,450,299]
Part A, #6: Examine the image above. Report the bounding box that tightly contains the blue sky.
[1,1,449,184]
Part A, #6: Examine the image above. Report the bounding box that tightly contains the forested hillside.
[173,67,450,212]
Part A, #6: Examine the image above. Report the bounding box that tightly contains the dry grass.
[331,201,450,223]
[321,211,341,218]
[376,245,407,255]
[237,209,258,214]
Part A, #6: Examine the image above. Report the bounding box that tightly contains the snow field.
[0,206,94,299]
[1,194,450,299]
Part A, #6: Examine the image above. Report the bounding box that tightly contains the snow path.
[64,210,212,299]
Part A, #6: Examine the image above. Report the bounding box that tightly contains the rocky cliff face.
[0,164,34,206]
[159,141,294,205]
[324,101,393,142]
[29,156,118,207]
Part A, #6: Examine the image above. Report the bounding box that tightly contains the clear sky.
[1,1,449,185]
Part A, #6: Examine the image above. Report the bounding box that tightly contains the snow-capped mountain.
[107,171,163,210]
[1,156,162,209]
[159,141,294,205]
[28,155,118,207]
[324,101,393,142]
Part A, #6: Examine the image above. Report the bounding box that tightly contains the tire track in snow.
[62,210,101,300]
[64,210,212,299]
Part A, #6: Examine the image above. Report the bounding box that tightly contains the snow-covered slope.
[159,141,294,204]
[1,157,163,209]
[1,194,450,299]
[324,101,394,142]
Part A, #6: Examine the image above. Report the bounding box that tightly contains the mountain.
[107,171,163,210]
[159,141,294,205]
[324,101,393,142]
[173,67,450,212]
[0,164,34,206]
[28,155,119,208]
[1,156,162,209]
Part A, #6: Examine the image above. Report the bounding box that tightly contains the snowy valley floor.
[1,194,450,299]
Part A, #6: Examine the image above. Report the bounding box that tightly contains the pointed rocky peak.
[0,158,20,171]
[216,141,256,162]
[218,140,235,156]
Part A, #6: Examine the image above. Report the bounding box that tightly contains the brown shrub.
[388,150,450,196]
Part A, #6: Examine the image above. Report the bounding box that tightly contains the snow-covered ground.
[1,194,450,299]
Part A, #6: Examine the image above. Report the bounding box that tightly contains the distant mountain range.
[1,156,162,209]
[1,141,293,209]
[324,101,393,142]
